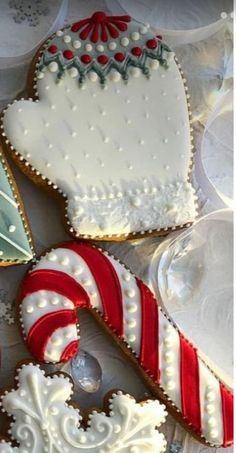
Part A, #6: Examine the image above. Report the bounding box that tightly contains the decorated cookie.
[0,363,167,453]
[0,146,34,265]
[1,12,197,240]
[18,241,233,447]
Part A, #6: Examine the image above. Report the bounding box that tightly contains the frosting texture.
[2,12,197,238]
[18,241,234,447]
[0,363,167,453]
[0,149,34,264]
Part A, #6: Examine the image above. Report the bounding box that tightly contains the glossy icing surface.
[2,13,197,238]
[0,150,34,263]
[18,242,233,447]
[0,363,167,453]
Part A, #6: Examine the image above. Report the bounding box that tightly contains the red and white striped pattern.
[18,241,233,447]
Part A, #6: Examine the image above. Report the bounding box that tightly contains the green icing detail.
[39,42,171,87]
[0,153,34,263]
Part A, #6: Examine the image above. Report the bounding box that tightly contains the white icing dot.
[166,381,175,390]
[46,162,51,168]
[37,71,45,79]
[48,62,58,73]
[64,154,69,160]
[113,424,121,433]
[206,404,215,414]
[48,143,53,149]
[73,40,81,49]
[207,417,216,427]
[88,71,98,82]
[24,129,28,135]
[163,138,169,144]
[121,37,129,47]
[109,41,117,50]
[125,288,136,298]
[85,43,93,52]
[127,334,136,342]
[126,318,136,328]
[104,136,110,144]
[63,35,71,43]
[164,366,174,377]
[131,196,141,207]
[139,25,148,34]
[131,31,140,41]
[162,91,167,96]
[68,67,78,78]
[37,298,47,308]
[128,163,133,170]
[221,11,228,19]
[210,429,219,439]
[164,351,174,363]
[149,59,159,70]
[51,297,59,305]
[127,303,137,313]
[56,30,63,36]
[206,392,216,402]
[71,131,77,138]
[122,272,131,281]
[18,108,22,113]
[139,139,145,145]
[110,71,121,82]
[130,67,141,78]
[175,130,180,135]
[126,118,132,125]
[72,105,77,112]
[26,305,33,313]
[96,44,104,52]
[0,250,3,256]
[48,253,56,262]
[72,266,83,275]
[145,112,150,119]
[8,224,16,233]
[167,116,171,121]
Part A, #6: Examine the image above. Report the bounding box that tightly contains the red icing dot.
[48,45,58,54]
[97,55,109,65]
[81,54,92,64]
[63,50,74,60]
[114,52,125,62]
[146,39,157,49]
[91,11,107,23]
[131,47,143,57]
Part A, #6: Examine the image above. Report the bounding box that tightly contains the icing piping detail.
[0,363,167,453]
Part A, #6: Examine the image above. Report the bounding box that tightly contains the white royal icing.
[0,364,167,453]
[3,52,196,237]
[159,310,181,408]
[35,247,103,311]
[105,253,142,355]
[44,324,78,362]
[21,290,74,335]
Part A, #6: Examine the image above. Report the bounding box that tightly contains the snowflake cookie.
[0,147,34,265]
[1,11,197,240]
[18,241,233,447]
[0,363,167,453]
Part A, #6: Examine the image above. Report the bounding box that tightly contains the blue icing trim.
[37,12,170,85]
[0,151,34,263]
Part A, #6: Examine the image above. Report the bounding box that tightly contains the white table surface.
[0,1,233,452]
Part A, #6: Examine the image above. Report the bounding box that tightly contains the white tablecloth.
[0,1,233,452]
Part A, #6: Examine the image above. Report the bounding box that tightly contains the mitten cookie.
[0,147,34,265]
[0,362,167,453]
[2,12,197,240]
[18,242,233,447]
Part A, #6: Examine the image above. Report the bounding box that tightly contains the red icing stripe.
[180,335,201,433]
[27,312,76,362]
[62,243,124,336]
[220,384,234,446]
[60,340,79,362]
[19,269,90,309]
[137,279,159,382]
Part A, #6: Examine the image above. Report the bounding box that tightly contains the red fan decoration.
[71,11,131,43]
